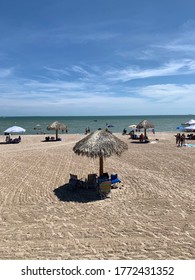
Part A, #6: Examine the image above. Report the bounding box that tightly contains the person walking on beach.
[176,133,181,146]
[140,133,144,142]
[180,133,186,146]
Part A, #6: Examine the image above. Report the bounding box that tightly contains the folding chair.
[87,174,97,189]
[111,174,121,184]
[69,174,78,189]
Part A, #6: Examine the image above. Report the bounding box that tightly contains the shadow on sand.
[53,183,100,203]
[0,142,7,145]
[130,141,150,144]
[0,141,19,145]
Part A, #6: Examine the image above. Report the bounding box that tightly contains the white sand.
[0,132,195,259]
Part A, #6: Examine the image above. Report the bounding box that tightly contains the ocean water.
[0,115,194,135]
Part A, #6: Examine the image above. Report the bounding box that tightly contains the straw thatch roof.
[73,129,128,158]
[136,119,155,140]
[73,129,128,176]
[47,121,67,131]
[47,121,67,140]
[136,119,154,129]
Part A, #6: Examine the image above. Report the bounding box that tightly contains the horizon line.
[0,114,194,118]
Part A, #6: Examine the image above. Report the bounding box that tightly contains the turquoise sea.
[0,115,194,135]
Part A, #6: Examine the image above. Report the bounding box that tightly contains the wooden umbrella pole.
[99,156,104,177]
[56,130,58,140]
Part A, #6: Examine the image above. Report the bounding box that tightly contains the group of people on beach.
[5,134,21,143]
[176,133,186,147]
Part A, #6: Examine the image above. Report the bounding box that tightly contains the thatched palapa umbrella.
[136,119,154,139]
[47,121,67,140]
[73,129,128,177]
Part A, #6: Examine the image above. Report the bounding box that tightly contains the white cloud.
[105,60,195,82]
[44,66,70,76]
[137,83,195,103]
[0,68,13,78]
[1,76,195,116]
[1,59,195,116]
[71,65,93,78]
[163,44,195,53]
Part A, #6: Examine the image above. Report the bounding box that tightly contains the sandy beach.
[0,131,195,260]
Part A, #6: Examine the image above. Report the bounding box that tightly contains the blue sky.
[1,0,195,116]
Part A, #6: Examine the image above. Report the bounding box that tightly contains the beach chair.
[111,174,121,184]
[97,172,110,185]
[110,174,122,189]
[69,174,78,189]
[87,173,97,189]
[69,174,86,189]
[99,180,111,199]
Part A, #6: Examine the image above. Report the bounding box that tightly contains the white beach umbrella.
[181,119,195,125]
[4,126,26,134]
[128,124,137,128]
[185,119,195,125]
[184,124,195,131]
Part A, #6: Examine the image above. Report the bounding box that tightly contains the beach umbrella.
[73,129,128,177]
[183,124,195,131]
[4,126,26,134]
[176,126,185,131]
[128,124,137,128]
[183,119,195,125]
[136,119,155,139]
[34,124,41,130]
[47,121,67,140]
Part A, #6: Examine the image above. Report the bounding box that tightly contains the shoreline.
[1,115,194,135]
[0,130,181,138]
